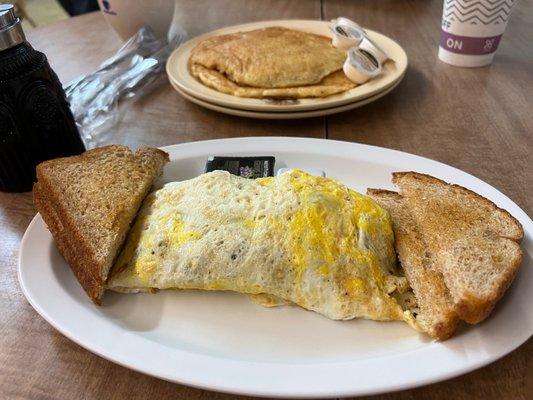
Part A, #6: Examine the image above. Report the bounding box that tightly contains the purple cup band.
[440,30,502,55]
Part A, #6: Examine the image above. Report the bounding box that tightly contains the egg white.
[108,170,416,324]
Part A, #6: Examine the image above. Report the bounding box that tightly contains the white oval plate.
[167,20,407,112]
[170,75,403,119]
[19,138,533,398]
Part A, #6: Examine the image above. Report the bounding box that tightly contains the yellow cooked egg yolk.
[285,171,391,294]
[168,217,202,246]
[256,176,274,186]
[115,207,203,285]
[242,218,257,230]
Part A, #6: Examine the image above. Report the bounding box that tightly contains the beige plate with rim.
[166,20,408,112]
[169,75,403,119]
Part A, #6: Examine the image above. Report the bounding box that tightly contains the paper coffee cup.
[438,0,517,67]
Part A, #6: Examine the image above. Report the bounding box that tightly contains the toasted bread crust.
[392,172,524,240]
[33,145,169,304]
[392,171,524,324]
[34,182,105,304]
[35,146,169,178]
[367,188,459,340]
[455,255,521,324]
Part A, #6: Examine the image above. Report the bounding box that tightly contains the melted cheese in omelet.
[108,170,416,324]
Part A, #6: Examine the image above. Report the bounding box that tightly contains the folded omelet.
[188,27,356,98]
[108,170,417,325]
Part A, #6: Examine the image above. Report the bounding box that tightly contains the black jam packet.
[205,156,275,178]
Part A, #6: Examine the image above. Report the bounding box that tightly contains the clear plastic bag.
[65,25,187,148]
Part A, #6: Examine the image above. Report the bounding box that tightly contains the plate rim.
[170,74,404,119]
[18,137,533,398]
[166,20,408,112]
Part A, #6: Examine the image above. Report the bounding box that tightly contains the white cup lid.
[358,37,389,64]
[343,48,382,84]
[329,20,365,51]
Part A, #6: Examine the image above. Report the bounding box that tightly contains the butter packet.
[205,156,275,178]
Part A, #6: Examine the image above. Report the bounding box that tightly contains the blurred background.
[3,0,98,30]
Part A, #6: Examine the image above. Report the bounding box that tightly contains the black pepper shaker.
[0,4,85,192]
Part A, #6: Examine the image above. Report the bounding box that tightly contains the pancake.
[188,27,356,98]
[107,170,418,326]
[190,65,355,98]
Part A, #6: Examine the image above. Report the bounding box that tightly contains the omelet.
[188,27,356,98]
[107,170,417,325]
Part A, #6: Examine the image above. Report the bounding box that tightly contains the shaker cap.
[0,4,25,51]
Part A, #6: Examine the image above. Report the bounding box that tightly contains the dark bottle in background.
[0,4,85,192]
